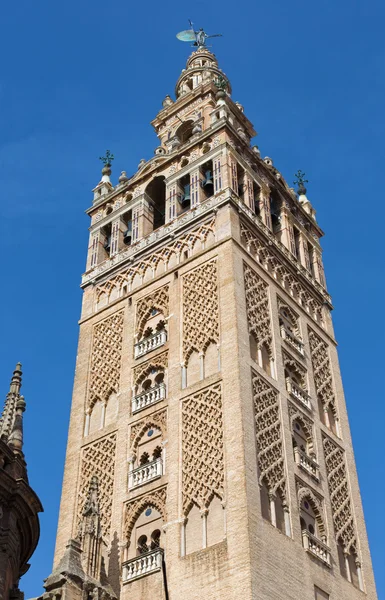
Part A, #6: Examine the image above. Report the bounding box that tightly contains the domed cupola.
[175,48,232,99]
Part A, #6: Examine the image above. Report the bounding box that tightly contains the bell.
[103,236,111,253]
[123,225,132,245]
[183,183,191,202]
[201,170,213,188]
[178,184,191,209]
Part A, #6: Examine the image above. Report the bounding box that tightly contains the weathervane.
[176,20,222,49]
[293,170,308,194]
[99,150,114,167]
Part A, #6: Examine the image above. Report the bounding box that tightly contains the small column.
[257,346,263,369]
[199,352,205,380]
[269,493,277,527]
[180,518,187,557]
[344,550,352,583]
[201,509,208,549]
[84,409,91,437]
[356,558,364,591]
[323,406,331,429]
[128,455,135,490]
[283,504,291,537]
[269,357,275,379]
[100,402,106,429]
[181,363,187,389]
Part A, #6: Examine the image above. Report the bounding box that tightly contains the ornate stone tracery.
[296,480,325,536]
[129,409,167,454]
[244,262,273,355]
[77,433,117,538]
[241,222,324,323]
[123,488,167,542]
[88,311,124,410]
[136,286,169,338]
[322,434,357,551]
[132,351,168,388]
[288,402,313,442]
[182,260,220,363]
[182,383,224,514]
[252,372,286,499]
[95,218,216,307]
[308,328,336,413]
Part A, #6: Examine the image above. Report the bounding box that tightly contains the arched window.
[145,176,166,230]
[175,120,194,144]
[128,426,164,489]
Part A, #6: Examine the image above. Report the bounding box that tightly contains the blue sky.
[1,0,384,597]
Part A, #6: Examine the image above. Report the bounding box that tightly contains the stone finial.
[118,171,129,184]
[138,158,147,170]
[162,95,174,108]
[252,145,261,157]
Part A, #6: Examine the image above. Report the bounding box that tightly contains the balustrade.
[302,530,331,566]
[294,447,319,480]
[280,324,304,356]
[286,378,311,410]
[132,383,166,413]
[128,458,163,489]
[122,548,163,582]
[134,329,167,358]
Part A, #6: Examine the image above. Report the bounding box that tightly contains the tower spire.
[0,362,24,445]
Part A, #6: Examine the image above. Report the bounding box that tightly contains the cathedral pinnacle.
[0,362,24,446]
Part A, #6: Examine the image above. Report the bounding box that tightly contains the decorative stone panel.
[88,311,124,410]
[129,409,167,454]
[124,487,167,541]
[252,372,286,498]
[77,433,117,538]
[308,328,336,413]
[322,434,357,551]
[244,263,273,355]
[182,382,224,514]
[136,286,169,338]
[182,260,219,363]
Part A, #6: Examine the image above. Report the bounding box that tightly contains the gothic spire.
[0,362,25,449]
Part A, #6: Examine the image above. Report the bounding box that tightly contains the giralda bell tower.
[39,26,377,600]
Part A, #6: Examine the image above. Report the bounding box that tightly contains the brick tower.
[39,31,377,600]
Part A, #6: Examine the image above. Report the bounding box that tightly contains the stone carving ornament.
[322,434,357,551]
[88,311,124,411]
[77,433,117,538]
[243,263,273,355]
[252,372,286,499]
[182,259,219,363]
[182,382,224,514]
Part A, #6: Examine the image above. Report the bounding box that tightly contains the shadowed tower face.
[40,38,377,600]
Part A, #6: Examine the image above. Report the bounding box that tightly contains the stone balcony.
[280,325,304,356]
[286,378,311,411]
[302,530,331,567]
[134,329,167,359]
[132,383,166,414]
[122,548,163,583]
[128,458,163,490]
[294,447,320,481]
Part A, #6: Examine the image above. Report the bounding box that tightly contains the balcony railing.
[132,383,166,414]
[134,329,167,358]
[128,458,163,489]
[294,447,320,481]
[122,548,163,583]
[302,530,331,567]
[280,325,304,356]
[286,378,311,410]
